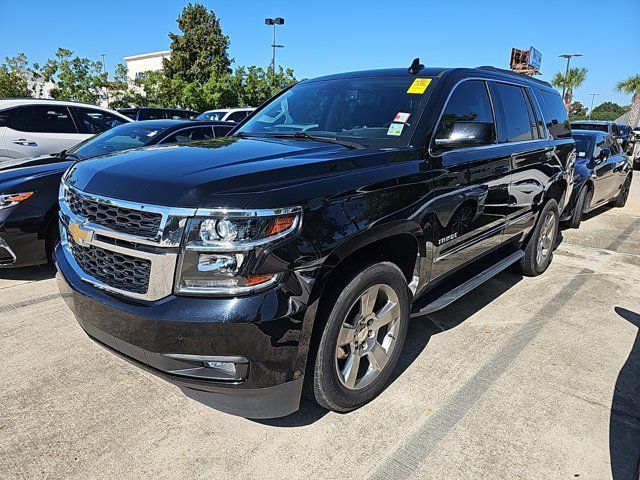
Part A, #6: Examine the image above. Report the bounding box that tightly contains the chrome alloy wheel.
[335,284,401,390]
[536,210,557,266]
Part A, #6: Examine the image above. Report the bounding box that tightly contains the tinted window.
[119,110,137,120]
[238,76,430,148]
[168,110,193,120]
[70,122,164,159]
[435,80,495,145]
[197,111,226,121]
[572,123,609,133]
[573,135,592,158]
[73,107,127,134]
[228,111,248,123]
[214,125,233,137]
[9,105,77,133]
[539,90,571,139]
[491,83,534,142]
[138,109,165,121]
[162,127,214,143]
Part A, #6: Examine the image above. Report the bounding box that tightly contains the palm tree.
[616,74,640,128]
[552,67,588,108]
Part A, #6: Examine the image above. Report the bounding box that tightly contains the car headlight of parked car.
[0,192,35,210]
[175,207,302,295]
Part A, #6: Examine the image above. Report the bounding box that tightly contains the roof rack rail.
[475,66,552,87]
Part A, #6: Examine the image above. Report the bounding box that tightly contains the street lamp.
[100,53,110,108]
[265,17,284,80]
[558,53,583,101]
[587,93,600,120]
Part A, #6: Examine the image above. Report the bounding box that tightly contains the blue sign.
[529,47,542,70]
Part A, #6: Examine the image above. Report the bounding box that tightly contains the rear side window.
[538,90,571,139]
[214,125,233,137]
[435,80,495,145]
[168,110,190,119]
[138,109,165,121]
[491,83,534,142]
[8,105,77,133]
[161,127,214,144]
[73,107,127,134]
[227,111,248,123]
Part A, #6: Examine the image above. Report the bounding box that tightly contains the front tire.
[307,262,410,412]
[517,199,559,277]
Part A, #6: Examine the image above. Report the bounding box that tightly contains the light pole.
[587,93,600,120]
[265,17,284,82]
[100,53,109,108]
[558,53,582,101]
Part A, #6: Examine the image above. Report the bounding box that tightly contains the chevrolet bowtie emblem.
[68,221,94,246]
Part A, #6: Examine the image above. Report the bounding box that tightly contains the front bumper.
[55,243,308,418]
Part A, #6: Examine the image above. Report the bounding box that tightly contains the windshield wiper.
[267,131,366,150]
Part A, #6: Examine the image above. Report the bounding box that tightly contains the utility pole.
[587,93,600,120]
[264,17,284,85]
[100,53,109,108]
[558,53,582,102]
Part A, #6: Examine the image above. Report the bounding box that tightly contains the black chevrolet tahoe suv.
[56,63,575,418]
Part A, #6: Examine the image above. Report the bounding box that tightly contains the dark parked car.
[118,107,199,121]
[55,63,574,418]
[0,120,234,268]
[562,130,633,228]
[571,120,625,146]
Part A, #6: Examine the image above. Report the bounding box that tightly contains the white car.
[0,99,131,162]
[196,107,255,123]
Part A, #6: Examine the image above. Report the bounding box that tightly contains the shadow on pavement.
[0,264,55,281]
[259,269,523,428]
[610,306,640,480]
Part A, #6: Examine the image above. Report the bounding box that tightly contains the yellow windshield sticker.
[407,78,431,94]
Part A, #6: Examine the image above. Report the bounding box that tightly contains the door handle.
[12,139,38,146]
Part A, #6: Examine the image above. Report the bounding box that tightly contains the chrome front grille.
[59,183,195,301]
[65,188,162,238]
[67,236,151,294]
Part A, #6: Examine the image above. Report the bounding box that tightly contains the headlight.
[175,207,302,296]
[0,192,35,210]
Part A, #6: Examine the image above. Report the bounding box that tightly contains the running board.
[410,250,524,318]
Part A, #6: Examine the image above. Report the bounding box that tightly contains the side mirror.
[594,147,611,164]
[435,121,494,149]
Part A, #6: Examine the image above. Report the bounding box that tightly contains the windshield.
[69,123,164,159]
[572,123,608,132]
[197,111,226,121]
[573,135,592,159]
[236,76,432,148]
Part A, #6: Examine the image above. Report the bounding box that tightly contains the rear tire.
[613,175,632,208]
[517,199,559,277]
[567,186,588,229]
[307,262,410,412]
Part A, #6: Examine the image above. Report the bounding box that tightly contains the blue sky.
[1,0,638,109]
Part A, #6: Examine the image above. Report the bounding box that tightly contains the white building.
[123,50,170,82]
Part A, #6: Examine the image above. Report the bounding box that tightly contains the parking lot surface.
[1,177,639,480]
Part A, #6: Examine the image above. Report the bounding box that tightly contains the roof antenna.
[408,57,424,75]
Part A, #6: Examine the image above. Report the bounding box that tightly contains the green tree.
[589,101,630,121]
[38,48,107,104]
[552,67,588,108]
[0,54,32,98]
[568,101,587,120]
[163,3,231,84]
[616,74,640,127]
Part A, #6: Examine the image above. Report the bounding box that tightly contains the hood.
[0,155,68,172]
[0,159,72,187]
[64,137,389,208]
